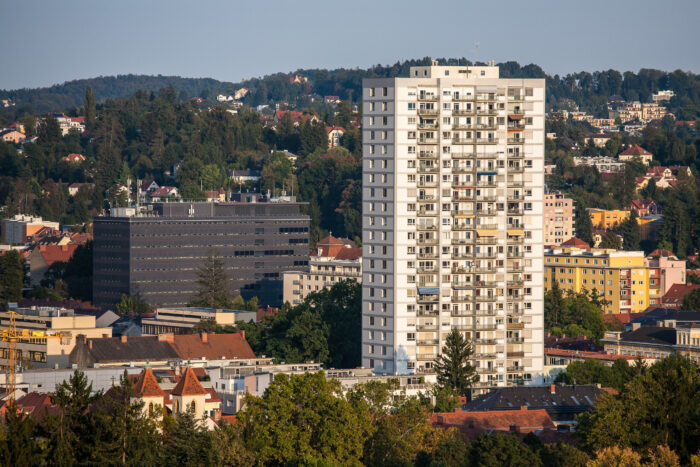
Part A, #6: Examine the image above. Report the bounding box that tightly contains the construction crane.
[1,311,66,401]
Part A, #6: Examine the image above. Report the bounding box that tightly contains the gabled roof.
[630,200,657,210]
[616,326,677,346]
[560,237,590,249]
[168,332,256,360]
[150,186,178,197]
[171,367,208,396]
[325,125,345,134]
[662,284,700,306]
[36,244,79,266]
[335,247,362,261]
[140,179,158,191]
[646,248,675,258]
[431,408,555,435]
[133,368,166,397]
[620,144,652,156]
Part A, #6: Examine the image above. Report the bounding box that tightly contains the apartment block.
[544,192,574,246]
[92,194,310,309]
[362,61,545,389]
[1,215,60,245]
[282,235,362,305]
[544,247,662,314]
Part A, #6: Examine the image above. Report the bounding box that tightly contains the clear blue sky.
[1,0,697,90]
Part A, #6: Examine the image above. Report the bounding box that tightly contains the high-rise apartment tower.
[362,61,545,389]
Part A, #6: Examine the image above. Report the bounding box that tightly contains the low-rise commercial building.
[0,306,112,369]
[141,307,257,335]
[282,235,361,305]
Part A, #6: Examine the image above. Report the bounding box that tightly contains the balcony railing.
[451,295,472,303]
[507,152,524,159]
[476,109,498,115]
[418,150,437,159]
[452,109,474,116]
[475,237,497,245]
[418,94,438,101]
[416,324,438,331]
[418,122,439,129]
[417,166,439,173]
[475,223,497,229]
[452,137,474,144]
[451,166,474,174]
[418,138,438,144]
[475,295,497,302]
[451,209,475,216]
[452,123,472,130]
[476,152,499,159]
[417,108,439,116]
[507,337,525,343]
[416,353,437,360]
[451,224,473,231]
[507,138,524,144]
[417,237,438,245]
[417,251,439,259]
[417,180,438,187]
[416,224,438,231]
[416,339,439,346]
[418,194,437,201]
[451,252,471,260]
[474,252,497,259]
[416,266,437,274]
[451,152,474,159]
[476,138,498,144]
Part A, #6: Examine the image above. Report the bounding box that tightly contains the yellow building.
[544,247,660,314]
[587,208,630,229]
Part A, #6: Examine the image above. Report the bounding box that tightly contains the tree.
[434,328,478,397]
[617,210,641,251]
[0,249,24,303]
[239,372,370,465]
[574,199,594,245]
[469,433,543,466]
[577,354,700,463]
[84,85,96,132]
[681,289,700,311]
[212,421,254,466]
[0,402,44,466]
[588,446,642,467]
[540,442,589,467]
[599,230,622,249]
[432,385,460,413]
[161,408,215,466]
[189,249,234,308]
[115,294,152,315]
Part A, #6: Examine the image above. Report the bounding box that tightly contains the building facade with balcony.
[544,191,574,246]
[544,247,662,314]
[282,235,362,305]
[362,61,545,389]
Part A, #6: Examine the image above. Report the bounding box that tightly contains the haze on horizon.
[1,0,697,90]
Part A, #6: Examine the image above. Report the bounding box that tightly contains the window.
[369,88,375,97]
[382,87,388,96]
[408,103,416,110]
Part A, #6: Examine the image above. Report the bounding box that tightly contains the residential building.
[645,251,686,299]
[141,307,257,335]
[28,244,80,286]
[326,126,345,147]
[274,110,318,126]
[282,235,362,305]
[544,247,661,314]
[139,179,159,198]
[53,114,85,136]
[69,332,256,368]
[462,384,614,428]
[204,189,226,202]
[573,156,625,173]
[612,101,668,124]
[67,182,94,197]
[618,144,652,165]
[543,192,574,246]
[662,284,700,309]
[61,153,86,164]
[430,407,556,437]
[93,197,310,308]
[629,200,660,217]
[0,130,26,144]
[229,169,261,184]
[362,61,545,388]
[652,90,675,102]
[560,237,590,250]
[0,306,113,369]
[148,186,179,201]
[602,319,700,364]
[583,133,613,148]
[1,215,60,245]
[587,208,630,229]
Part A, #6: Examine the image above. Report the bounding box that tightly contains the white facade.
[362,62,545,390]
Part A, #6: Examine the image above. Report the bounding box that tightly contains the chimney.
[158,333,175,343]
[520,405,528,411]
[239,330,245,340]
[550,384,556,394]
[88,340,93,350]
[201,333,208,343]
[121,335,128,343]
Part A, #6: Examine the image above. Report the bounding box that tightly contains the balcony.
[416,339,439,346]
[507,138,524,144]
[475,180,497,188]
[452,123,472,130]
[476,152,499,159]
[476,295,497,302]
[474,266,498,273]
[476,93,497,101]
[475,194,497,202]
[416,223,438,231]
[417,310,439,317]
[452,109,474,116]
[418,194,437,201]
[417,180,438,188]
[416,353,437,361]
[474,338,497,345]
[451,295,472,303]
[418,93,438,101]
[478,367,498,374]
[476,108,498,116]
[417,210,438,217]
[507,365,524,372]
[418,137,438,145]
[474,252,497,259]
[475,223,497,229]
[507,322,525,329]
[508,265,524,272]
[451,209,475,216]
[417,108,439,116]
[507,279,524,287]
[451,252,471,260]
[417,166,439,174]
[475,123,498,130]
[508,123,526,131]
[474,280,498,287]
[451,224,473,231]
[452,282,472,290]
[417,252,439,260]
[450,310,473,317]
[416,266,437,274]
[475,209,497,217]
[452,95,473,101]
[452,137,474,145]
[451,152,474,159]
[476,138,498,144]
[416,237,438,245]
[508,166,524,173]
[507,208,523,215]
[508,95,525,101]
[507,337,524,343]
[418,122,439,130]
[416,324,438,331]
[475,324,498,331]
[475,237,497,245]
[451,238,470,245]
[507,251,524,259]
[507,179,525,187]
[507,194,525,201]
[507,152,524,159]
[418,150,437,159]
[451,181,472,189]
[452,166,474,174]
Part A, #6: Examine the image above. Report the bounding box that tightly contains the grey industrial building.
[93,193,310,309]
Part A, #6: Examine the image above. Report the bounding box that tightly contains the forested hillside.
[2,58,700,119]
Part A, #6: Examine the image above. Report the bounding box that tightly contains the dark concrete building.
[93,194,310,309]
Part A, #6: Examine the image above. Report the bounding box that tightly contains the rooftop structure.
[141,307,258,335]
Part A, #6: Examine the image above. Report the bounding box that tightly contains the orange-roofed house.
[29,244,80,286]
[619,145,653,165]
[274,110,318,126]
[62,153,86,164]
[282,235,362,305]
[132,368,167,417]
[560,237,591,250]
[171,367,209,419]
[326,126,345,147]
[0,129,26,144]
[430,407,556,438]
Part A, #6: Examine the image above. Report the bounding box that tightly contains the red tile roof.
[218,414,237,425]
[150,186,178,197]
[662,284,700,308]
[430,408,555,436]
[560,237,590,249]
[37,244,79,266]
[647,249,675,258]
[325,125,345,134]
[334,247,362,261]
[62,153,86,163]
[544,347,636,362]
[620,144,651,157]
[133,368,166,397]
[171,367,208,396]
[168,332,256,360]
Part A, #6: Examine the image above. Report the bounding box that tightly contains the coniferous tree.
[599,230,622,249]
[0,249,24,303]
[617,210,641,250]
[84,85,96,132]
[189,249,234,308]
[433,328,478,397]
[574,200,593,245]
[0,402,44,465]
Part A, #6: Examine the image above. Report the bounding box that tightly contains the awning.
[476,229,498,236]
[507,229,524,236]
[477,172,497,176]
[418,287,439,295]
